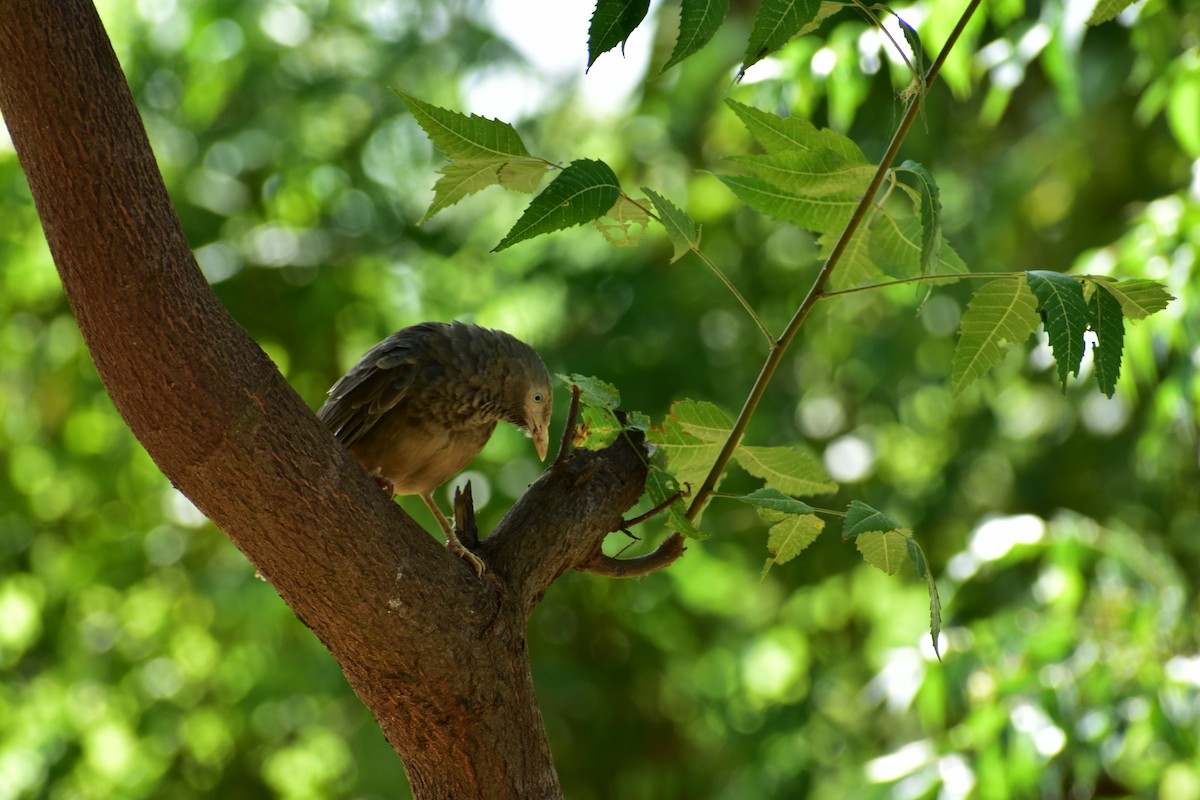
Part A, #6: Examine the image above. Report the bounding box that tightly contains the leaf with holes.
[595,195,649,248]
[494,159,621,251]
[1026,270,1089,389]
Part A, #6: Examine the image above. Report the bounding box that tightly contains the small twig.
[555,384,582,466]
[619,490,684,530]
[575,535,686,578]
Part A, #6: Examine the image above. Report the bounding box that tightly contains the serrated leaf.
[761,514,824,579]
[951,278,1041,396]
[719,174,859,234]
[498,159,550,193]
[728,150,875,198]
[855,530,911,576]
[739,488,815,516]
[396,92,530,161]
[494,159,621,251]
[420,160,506,223]
[741,0,823,76]
[897,160,941,275]
[726,100,866,162]
[594,195,650,248]
[669,399,733,443]
[1086,276,1174,320]
[796,2,846,37]
[842,499,903,540]
[1088,0,1138,25]
[557,373,621,410]
[1087,283,1125,398]
[643,187,700,262]
[588,0,651,68]
[648,418,724,493]
[902,537,942,658]
[1026,270,1089,389]
[645,465,706,539]
[660,0,729,74]
[897,17,925,81]
[734,445,837,497]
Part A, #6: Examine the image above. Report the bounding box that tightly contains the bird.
[318,321,553,575]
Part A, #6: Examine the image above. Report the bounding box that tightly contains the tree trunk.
[0,2,649,797]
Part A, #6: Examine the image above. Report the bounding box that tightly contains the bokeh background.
[2,0,1198,797]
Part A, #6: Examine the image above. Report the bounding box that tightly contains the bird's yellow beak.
[533,425,549,461]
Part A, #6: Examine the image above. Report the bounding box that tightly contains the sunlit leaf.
[741,0,822,76]
[660,0,729,74]
[761,513,824,579]
[951,278,1040,396]
[573,405,623,450]
[588,0,650,69]
[494,159,621,251]
[1026,270,1088,389]
[897,16,925,80]
[498,160,551,193]
[421,161,504,223]
[719,173,858,234]
[1087,283,1124,398]
[395,91,530,161]
[668,399,733,443]
[855,530,910,576]
[1088,0,1139,25]
[644,187,700,262]
[726,100,866,161]
[734,445,837,496]
[728,151,875,197]
[648,418,724,493]
[1086,276,1174,320]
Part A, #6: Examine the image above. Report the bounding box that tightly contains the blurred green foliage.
[1,0,1197,798]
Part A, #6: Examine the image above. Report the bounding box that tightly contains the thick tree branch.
[0,3,647,797]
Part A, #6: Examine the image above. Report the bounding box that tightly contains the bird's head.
[522,381,552,460]
[492,333,553,461]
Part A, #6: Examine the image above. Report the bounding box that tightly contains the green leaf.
[897,160,941,275]
[573,405,623,450]
[855,530,910,576]
[725,100,866,162]
[728,150,875,198]
[739,488,815,516]
[1026,270,1089,389]
[494,159,622,251]
[1087,283,1125,398]
[951,278,1041,396]
[796,2,847,37]
[842,499,903,540]
[734,445,837,497]
[898,17,925,80]
[1088,0,1139,25]
[741,0,822,76]
[903,537,942,659]
[643,187,700,263]
[648,418,724,494]
[719,173,858,234]
[761,514,824,579]
[395,92,530,161]
[645,465,706,539]
[1086,276,1174,320]
[557,373,620,409]
[669,399,733,443]
[588,0,650,69]
[660,0,729,74]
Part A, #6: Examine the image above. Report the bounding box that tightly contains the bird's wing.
[318,335,423,448]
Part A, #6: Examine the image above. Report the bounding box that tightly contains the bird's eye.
[533,392,544,404]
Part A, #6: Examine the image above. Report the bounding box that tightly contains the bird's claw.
[447,540,486,577]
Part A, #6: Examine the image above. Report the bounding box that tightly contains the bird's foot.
[447,539,486,577]
[366,467,395,497]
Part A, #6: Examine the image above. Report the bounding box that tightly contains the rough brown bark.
[0,2,649,797]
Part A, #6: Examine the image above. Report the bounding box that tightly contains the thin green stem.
[684,0,984,523]
[818,271,1025,299]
